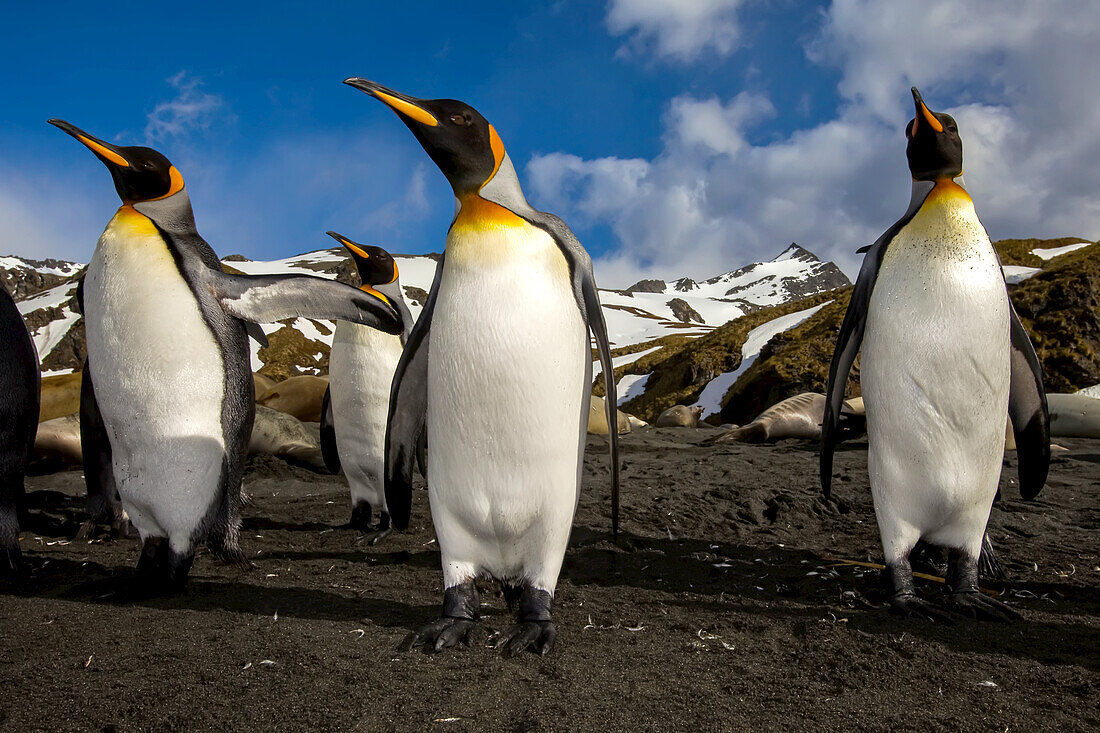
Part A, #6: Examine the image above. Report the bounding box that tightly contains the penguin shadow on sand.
[563,526,831,619]
[562,525,1100,672]
[3,551,432,631]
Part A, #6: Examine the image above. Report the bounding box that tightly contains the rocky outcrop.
[666,298,704,324]
[625,279,666,294]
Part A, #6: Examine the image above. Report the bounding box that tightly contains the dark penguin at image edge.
[819,88,1049,622]
[0,282,41,575]
[345,78,620,655]
[48,119,402,594]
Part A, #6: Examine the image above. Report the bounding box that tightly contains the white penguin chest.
[83,207,226,449]
[863,184,1010,458]
[428,213,587,489]
[329,319,403,446]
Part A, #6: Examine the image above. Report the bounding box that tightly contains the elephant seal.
[1047,393,1100,438]
[30,406,327,474]
[249,405,328,472]
[32,414,84,468]
[253,372,278,400]
[256,375,329,423]
[655,405,704,428]
[39,372,82,422]
[707,392,866,444]
[588,396,632,436]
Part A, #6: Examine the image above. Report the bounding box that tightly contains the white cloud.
[532,0,1100,287]
[607,0,747,62]
[144,72,228,142]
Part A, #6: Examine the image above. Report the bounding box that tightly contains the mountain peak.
[773,243,818,263]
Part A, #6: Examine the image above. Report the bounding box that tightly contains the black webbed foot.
[491,620,556,657]
[889,592,955,623]
[347,501,373,532]
[946,548,1021,621]
[401,616,480,653]
[491,584,556,656]
[401,581,480,653]
[944,590,1021,622]
[354,511,392,547]
[359,527,392,546]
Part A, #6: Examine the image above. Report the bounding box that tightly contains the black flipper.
[524,211,621,538]
[209,270,402,336]
[821,182,934,499]
[384,253,444,531]
[78,364,120,533]
[1006,305,1050,499]
[320,386,340,474]
[244,322,269,348]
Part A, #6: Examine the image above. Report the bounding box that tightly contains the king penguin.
[49,120,402,593]
[345,78,620,655]
[820,89,1050,621]
[320,232,415,544]
[0,282,40,575]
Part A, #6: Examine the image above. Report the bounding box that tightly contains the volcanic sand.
[1,428,1098,731]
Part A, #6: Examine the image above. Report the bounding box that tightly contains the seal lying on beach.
[655,405,704,427]
[706,393,865,444]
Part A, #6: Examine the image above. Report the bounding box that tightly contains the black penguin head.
[905,88,962,181]
[344,78,505,197]
[48,119,185,203]
[325,231,399,287]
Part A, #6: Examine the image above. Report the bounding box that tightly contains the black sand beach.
[2,429,1098,732]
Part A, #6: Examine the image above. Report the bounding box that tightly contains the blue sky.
[2,1,1097,285]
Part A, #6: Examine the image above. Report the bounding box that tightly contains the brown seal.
[256,374,329,423]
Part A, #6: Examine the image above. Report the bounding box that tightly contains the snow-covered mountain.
[18,238,1075,384]
[599,244,849,346]
[11,243,850,379]
[3,255,85,375]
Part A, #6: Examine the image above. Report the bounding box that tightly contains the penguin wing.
[524,211,621,538]
[384,253,444,531]
[209,271,403,335]
[319,385,340,474]
[244,322,269,348]
[1007,304,1050,499]
[79,365,116,516]
[821,182,934,499]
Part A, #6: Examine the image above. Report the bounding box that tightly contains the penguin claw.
[889,593,955,623]
[944,591,1022,622]
[356,528,392,547]
[400,617,478,653]
[492,621,556,657]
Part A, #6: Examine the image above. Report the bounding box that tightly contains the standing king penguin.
[345,78,620,655]
[49,120,402,593]
[320,232,415,544]
[0,282,40,575]
[820,89,1050,621]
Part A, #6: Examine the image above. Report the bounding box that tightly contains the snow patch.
[1031,242,1091,260]
[1078,384,1100,399]
[693,301,831,417]
[617,373,651,405]
[1002,265,1042,284]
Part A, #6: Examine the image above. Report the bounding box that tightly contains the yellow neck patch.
[109,205,159,237]
[451,194,527,233]
[925,178,972,205]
